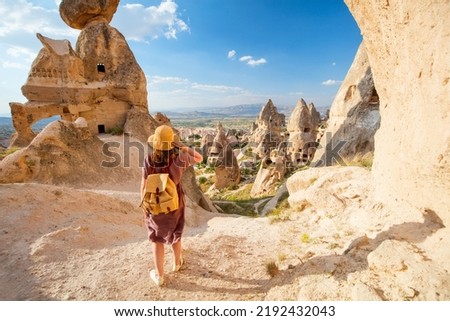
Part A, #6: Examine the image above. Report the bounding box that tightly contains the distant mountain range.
[153,103,329,119]
[0,103,330,143]
[0,116,60,147]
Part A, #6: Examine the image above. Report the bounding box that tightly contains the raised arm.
[172,141,203,165]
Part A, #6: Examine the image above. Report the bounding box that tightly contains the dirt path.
[0,183,284,300]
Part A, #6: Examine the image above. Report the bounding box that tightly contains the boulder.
[286,166,370,212]
[59,0,120,30]
[251,152,286,198]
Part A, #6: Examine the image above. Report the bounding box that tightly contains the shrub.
[268,198,291,223]
[266,261,279,278]
[301,233,311,243]
[107,126,124,135]
[0,146,21,160]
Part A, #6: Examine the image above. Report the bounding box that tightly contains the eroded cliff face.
[344,1,450,224]
[314,42,380,166]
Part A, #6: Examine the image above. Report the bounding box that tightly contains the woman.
[141,125,203,286]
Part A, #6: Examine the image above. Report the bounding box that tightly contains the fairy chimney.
[287,99,320,166]
[208,123,240,190]
[9,0,149,147]
[249,99,286,158]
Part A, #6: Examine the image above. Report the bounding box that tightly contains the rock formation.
[153,112,172,126]
[344,0,450,224]
[181,166,218,213]
[200,133,214,160]
[207,122,240,190]
[249,99,286,158]
[286,98,321,167]
[0,120,137,186]
[9,0,148,147]
[250,150,286,197]
[313,42,380,166]
[59,0,119,30]
[123,107,158,144]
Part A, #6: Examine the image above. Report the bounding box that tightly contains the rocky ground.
[1,164,448,301]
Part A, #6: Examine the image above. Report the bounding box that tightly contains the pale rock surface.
[344,0,450,225]
[260,183,288,216]
[314,42,380,166]
[123,108,158,144]
[181,166,218,213]
[251,151,286,198]
[351,282,383,301]
[266,166,449,301]
[287,166,370,212]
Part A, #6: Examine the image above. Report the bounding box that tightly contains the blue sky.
[0,0,362,116]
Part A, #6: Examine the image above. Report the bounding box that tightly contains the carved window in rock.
[97,64,106,73]
[98,124,106,134]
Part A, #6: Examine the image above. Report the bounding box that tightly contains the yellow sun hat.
[147,125,179,151]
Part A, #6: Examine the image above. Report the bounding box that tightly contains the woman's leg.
[171,239,182,267]
[152,241,165,277]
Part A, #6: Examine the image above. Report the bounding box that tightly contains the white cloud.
[239,55,267,67]
[146,75,266,109]
[0,0,77,38]
[247,58,267,66]
[148,75,244,95]
[322,79,342,86]
[332,62,337,66]
[148,75,189,85]
[239,56,252,62]
[227,50,236,59]
[113,1,189,41]
[2,60,28,69]
[191,83,243,93]
[6,46,36,62]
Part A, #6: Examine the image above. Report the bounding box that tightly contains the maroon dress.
[142,151,197,244]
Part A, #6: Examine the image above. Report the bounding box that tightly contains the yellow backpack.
[140,173,179,215]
